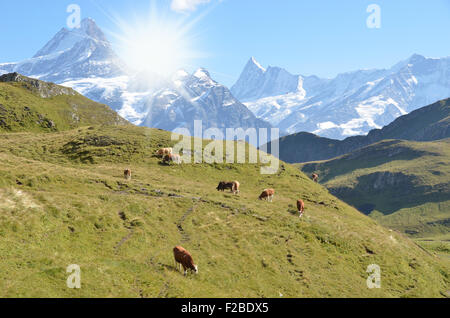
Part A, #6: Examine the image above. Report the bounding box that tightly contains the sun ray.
[97,0,209,78]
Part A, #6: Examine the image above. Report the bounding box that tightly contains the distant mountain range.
[266,98,450,163]
[0,18,271,136]
[2,18,450,143]
[232,55,450,140]
[292,98,450,239]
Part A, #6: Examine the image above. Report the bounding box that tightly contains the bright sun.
[111,4,204,76]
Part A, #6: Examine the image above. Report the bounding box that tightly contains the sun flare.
[110,4,205,76]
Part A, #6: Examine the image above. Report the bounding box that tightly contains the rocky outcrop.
[0,73,78,98]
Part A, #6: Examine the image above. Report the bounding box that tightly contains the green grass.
[0,126,448,298]
[0,79,128,133]
[415,235,450,261]
[299,139,450,242]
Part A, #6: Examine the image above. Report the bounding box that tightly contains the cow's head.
[194,265,198,274]
[216,182,224,191]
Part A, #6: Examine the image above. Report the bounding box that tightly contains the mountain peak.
[33,17,108,58]
[231,57,300,101]
[390,53,427,72]
[248,57,266,72]
[408,53,426,63]
[193,68,213,81]
[78,18,107,43]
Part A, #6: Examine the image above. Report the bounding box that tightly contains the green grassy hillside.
[0,126,448,297]
[300,139,450,257]
[0,73,128,132]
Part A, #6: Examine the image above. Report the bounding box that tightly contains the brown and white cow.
[311,173,319,183]
[163,153,181,165]
[216,181,240,195]
[124,169,132,180]
[173,246,198,276]
[156,147,173,158]
[259,189,275,202]
[297,199,305,218]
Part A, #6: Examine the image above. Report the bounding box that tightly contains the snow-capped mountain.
[233,55,450,140]
[140,69,270,132]
[231,57,302,101]
[0,18,126,82]
[0,18,271,136]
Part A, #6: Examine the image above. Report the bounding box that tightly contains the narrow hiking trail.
[154,200,198,298]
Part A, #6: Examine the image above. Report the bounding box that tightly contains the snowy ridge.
[236,55,450,139]
[231,57,301,102]
[0,18,270,137]
[0,18,126,83]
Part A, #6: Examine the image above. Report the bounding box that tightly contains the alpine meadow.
[0,1,449,301]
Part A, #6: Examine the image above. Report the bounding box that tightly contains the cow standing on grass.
[156,147,173,158]
[163,154,181,165]
[259,189,275,202]
[297,199,305,218]
[216,181,240,195]
[311,173,319,183]
[124,169,132,180]
[173,246,198,276]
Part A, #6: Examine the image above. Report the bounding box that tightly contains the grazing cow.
[173,246,198,276]
[124,169,132,180]
[259,189,275,202]
[156,147,173,158]
[216,181,240,195]
[311,173,319,183]
[297,199,305,218]
[232,181,240,195]
[163,154,181,165]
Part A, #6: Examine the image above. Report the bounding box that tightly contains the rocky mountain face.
[140,69,271,133]
[0,19,271,137]
[267,98,450,163]
[231,57,302,101]
[233,55,450,140]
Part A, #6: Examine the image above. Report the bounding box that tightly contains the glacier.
[232,55,450,140]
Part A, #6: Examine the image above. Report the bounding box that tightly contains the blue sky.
[1,0,450,86]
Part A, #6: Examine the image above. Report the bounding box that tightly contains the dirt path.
[176,203,197,244]
[154,200,198,298]
[114,230,134,253]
